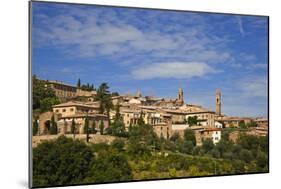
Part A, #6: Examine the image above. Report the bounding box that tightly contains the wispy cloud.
[236,16,245,36]
[247,63,267,70]
[33,4,233,66]
[239,53,257,61]
[238,76,268,97]
[131,62,221,80]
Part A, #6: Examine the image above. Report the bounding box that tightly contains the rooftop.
[53,101,99,108]
[48,80,77,88]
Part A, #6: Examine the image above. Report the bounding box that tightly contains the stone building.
[153,122,171,139]
[120,108,165,129]
[52,101,100,117]
[46,80,97,100]
[37,101,109,135]
[196,127,222,145]
[47,80,77,99]
[121,109,142,129]
[254,118,268,128]
[167,126,222,146]
[216,116,252,128]
[56,113,108,134]
[38,111,57,135]
[184,110,216,127]
[162,109,186,124]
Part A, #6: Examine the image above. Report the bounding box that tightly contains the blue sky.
[31,2,268,117]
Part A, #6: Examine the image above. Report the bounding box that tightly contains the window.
[70,108,74,112]
[55,109,59,113]
[62,109,66,112]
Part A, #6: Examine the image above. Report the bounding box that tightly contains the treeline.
[76,78,95,91]
[163,130,268,173]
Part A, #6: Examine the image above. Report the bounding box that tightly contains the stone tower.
[136,89,142,97]
[177,87,184,105]
[216,89,221,115]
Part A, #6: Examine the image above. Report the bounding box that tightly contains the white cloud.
[131,62,220,80]
[239,76,268,97]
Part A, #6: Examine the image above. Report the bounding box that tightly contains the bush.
[170,133,180,142]
[202,139,214,154]
[168,168,177,177]
[84,151,133,183]
[179,141,194,154]
[184,129,196,146]
[39,97,60,112]
[239,149,254,163]
[111,139,125,151]
[33,136,93,187]
[256,151,268,168]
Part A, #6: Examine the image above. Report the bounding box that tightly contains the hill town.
[32,76,268,146]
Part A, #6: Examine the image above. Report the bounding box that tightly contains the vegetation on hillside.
[32,75,61,112]
[33,120,268,187]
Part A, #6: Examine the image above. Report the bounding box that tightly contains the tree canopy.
[33,136,93,187]
[111,103,127,137]
[187,116,198,126]
[32,75,60,111]
[84,150,132,183]
[184,129,196,146]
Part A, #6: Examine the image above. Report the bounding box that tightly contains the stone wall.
[38,111,54,135]
[32,134,119,148]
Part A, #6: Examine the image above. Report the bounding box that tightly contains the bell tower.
[216,89,221,115]
[177,87,184,105]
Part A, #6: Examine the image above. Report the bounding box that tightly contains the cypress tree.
[138,111,145,125]
[33,120,39,136]
[50,115,57,135]
[71,118,76,139]
[84,115,89,142]
[77,78,81,88]
[99,120,104,135]
[92,120,96,134]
